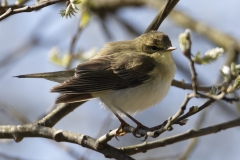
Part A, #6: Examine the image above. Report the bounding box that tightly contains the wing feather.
[51,54,155,94]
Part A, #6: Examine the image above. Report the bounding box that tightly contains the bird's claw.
[132,123,149,141]
[115,121,130,140]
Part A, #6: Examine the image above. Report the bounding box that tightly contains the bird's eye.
[142,45,164,54]
[150,46,157,51]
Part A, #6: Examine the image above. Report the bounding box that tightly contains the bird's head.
[135,31,176,65]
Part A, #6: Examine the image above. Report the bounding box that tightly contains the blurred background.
[0,0,240,159]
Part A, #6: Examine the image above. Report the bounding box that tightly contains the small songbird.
[16,31,176,134]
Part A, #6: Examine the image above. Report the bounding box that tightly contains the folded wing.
[51,54,155,103]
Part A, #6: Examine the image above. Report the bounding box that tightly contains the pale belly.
[98,74,173,115]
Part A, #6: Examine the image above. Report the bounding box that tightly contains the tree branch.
[171,79,217,92]
[144,0,179,33]
[37,102,84,127]
[0,124,133,160]
[121,117,240,155]
[0,0,65,21]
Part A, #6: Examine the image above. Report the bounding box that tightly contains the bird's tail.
[15,69,75,83]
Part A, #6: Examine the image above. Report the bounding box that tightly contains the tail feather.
[15,69,75,83]
[56,93,94,103]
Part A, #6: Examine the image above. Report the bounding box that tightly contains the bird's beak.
[165,47,177,51]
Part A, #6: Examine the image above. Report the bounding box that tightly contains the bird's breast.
[98,63,176,115]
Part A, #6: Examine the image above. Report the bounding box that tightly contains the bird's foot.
[132,122,149,141]
[115,120,130,140]
[120,111,149,140]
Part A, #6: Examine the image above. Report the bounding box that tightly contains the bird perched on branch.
[16,30,176,137]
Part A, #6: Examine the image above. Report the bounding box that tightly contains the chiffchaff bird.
[16,31,176,134]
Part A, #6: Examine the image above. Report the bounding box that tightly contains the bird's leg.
[113,113,130,136]
[120,110,149,139]
[108,108,131,138]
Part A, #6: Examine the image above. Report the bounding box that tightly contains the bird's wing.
[51,54,155,103]
[51,54,155,93]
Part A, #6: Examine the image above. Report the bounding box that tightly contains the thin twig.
[171,79,215,92]
[67,17,84,69]
[95,129,118,149]
[175,99,215,123]
[187,57,198,94]
[0,0,65,21]
[120,117,240,155]
[144,0,180,33]
[140,98,215,138]
[148,93,194,137]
